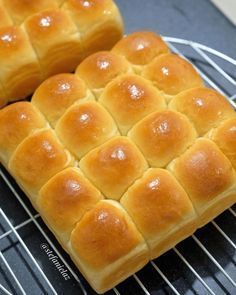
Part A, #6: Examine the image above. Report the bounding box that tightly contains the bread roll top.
[2,0,59,25]
[62,0,124,56]
[9,129,74,198]
[169,87,236,135]
[99,73,166,134]
[112,31,169,68]
[80,136,148,200]
[32,73,94,127]
[169,138,236,211]
[121,168,196,239]
[129,110,197,167]
[38,167,103,242]
[0,26,41,100]
[62,0,117,30]
[75,51,131,95]
[142,53,203,97]
[70,200,147,269]
[56,100,119,158]
[0,102,46,165]
[23,9,82,78]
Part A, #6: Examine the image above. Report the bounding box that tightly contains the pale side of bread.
[0,0,124,106]
[0,31,235,294]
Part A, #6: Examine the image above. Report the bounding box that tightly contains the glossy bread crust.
[169,87,235,135]
[99,73,166,134]
[142,53,203,97]
[70,200,149,293]
[129,110,197,167]
[79,136,148,200]
[0,0,123,106]
[38,167,103,244]
[0,31,235,294]
[112,31,169,72]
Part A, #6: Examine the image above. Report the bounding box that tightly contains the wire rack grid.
[0,37,235,295]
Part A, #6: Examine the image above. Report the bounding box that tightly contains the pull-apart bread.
[0,0,123,107]
[0,31,235,293]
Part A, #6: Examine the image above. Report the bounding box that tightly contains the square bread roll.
[69,200,149,293]
[9,129,74,201]
[121,168,197,259]
[80,136,148,200]
[168,138,236,227]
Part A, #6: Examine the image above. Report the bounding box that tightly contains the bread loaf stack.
[0,0,123,107]
[0,31,235,293]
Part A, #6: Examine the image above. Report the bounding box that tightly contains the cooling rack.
[0,37,235,295]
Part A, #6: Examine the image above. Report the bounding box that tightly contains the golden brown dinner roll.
[23,9,82,79]
[56,101,119,158]
[38,167,103,245]
[80,136,148,200]
[169,87,236,136]
[0,1,13,27]
[112,31,169,73]
[129,110,197,167]
[121,168,197,258]
[9,129,74,200]
[0,0,123,106]
[69,200,149,294]
[0,26,41,101]
[75,51,132,97]
[32,74,94,127]
[99,74,166,134]
[3,0,59,25]
[142,53,203,99]
[168,138,236,226]
[0,102,47,165]
[207,118,236,170]
[62,0,123,57]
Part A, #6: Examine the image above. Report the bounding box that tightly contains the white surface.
[211,0,236,25]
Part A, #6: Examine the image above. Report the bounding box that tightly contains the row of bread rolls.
[0,31,236,293]
[0,100,150,293]
[0,0,123,107]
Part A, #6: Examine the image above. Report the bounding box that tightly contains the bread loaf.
[0,0,123,106]
[0,31,235,293]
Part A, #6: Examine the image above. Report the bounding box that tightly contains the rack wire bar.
[150,261,181,295]
[163,37,236,65]
[0,208,58,295]
[229,208,236,217]
[211,221,236,250]
[190,44,236,86]
[0,168,87,295]
[133,274,150,295]
[0,251,26,295]
[0,284,12,295]
[113,287,121,295]
[0,37,235,294]
[0,214,40,241]
[192,235,236,288]
[173,247,216,295]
